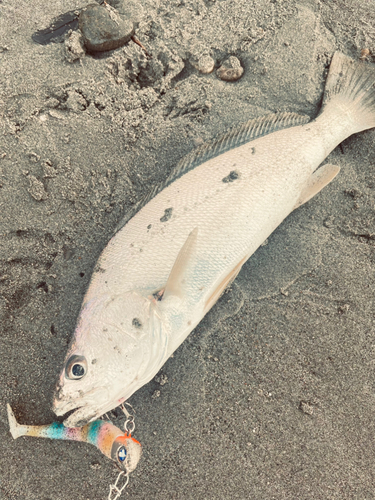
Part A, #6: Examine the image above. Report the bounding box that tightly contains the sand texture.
[1,0,375,498]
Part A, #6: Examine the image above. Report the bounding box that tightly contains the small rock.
[323,215,335,228]
[79,3,134,53]
[27,175,48,201]
[64,30,86,62]
[216,56,244,82]
[299,401,314,415]
[152,390,161,399]
[360,48,371,60]
[338,304,350,314]
[43,160,57,178]
[191,55,215,74]
[344,188,362,199]
[154,374,168,386]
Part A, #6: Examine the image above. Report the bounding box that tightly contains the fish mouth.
[53,399,106,427]
[53,385,112,427]
[53,386,133,427]
[62,406,100,427]
[53,398,97,427]
[58,399,126,427]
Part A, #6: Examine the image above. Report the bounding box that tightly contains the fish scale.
[53,52,375,427]
[94,123,325,302]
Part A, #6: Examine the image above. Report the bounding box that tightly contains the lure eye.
[65,355,87,380]
[118,446,127,463]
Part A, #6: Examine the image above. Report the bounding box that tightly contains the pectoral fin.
[294,164,340,209]
[163,228,198,300]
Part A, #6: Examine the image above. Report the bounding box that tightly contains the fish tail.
[322,52,375,133]
[7,404,25,440]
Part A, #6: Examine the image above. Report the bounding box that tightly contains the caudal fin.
[7,404,24,440]
[322,52,375,133]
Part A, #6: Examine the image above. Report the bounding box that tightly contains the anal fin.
[204,256,246,315]
[294,164,340,209]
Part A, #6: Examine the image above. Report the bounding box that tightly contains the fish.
[7,404,141,473]
[53,52,375,427]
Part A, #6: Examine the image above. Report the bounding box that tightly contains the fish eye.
[65,355,87,380]
[117,446,127,463]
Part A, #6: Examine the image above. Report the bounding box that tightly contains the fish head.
[53,292,166,427]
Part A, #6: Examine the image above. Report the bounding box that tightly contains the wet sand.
[1,0,375,498]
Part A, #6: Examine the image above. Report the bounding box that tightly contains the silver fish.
[53,52,375,427]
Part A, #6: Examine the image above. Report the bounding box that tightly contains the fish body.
[53,52,375,427]
[7,404,141,472]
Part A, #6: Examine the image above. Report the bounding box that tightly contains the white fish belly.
[85,117,341,319]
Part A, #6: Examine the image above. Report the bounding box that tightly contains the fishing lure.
[7,404,141,474]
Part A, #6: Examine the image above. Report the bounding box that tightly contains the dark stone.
[79,3,134,53]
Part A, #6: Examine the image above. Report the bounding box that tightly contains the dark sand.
[1,0,375,498]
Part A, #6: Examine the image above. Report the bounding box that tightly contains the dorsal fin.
[114,112,310,234]
[166,112,310,185]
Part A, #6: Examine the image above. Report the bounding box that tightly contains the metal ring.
[124,419,135,434]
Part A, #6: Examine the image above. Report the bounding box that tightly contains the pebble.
[27,175,48,201]
[191,55,215,74]
[216,56,244,82]
[338,304,350,314]
[323,215,335,228]
[64,30,85,63]
[299,401,314,415]
[154,374,168,386]
[152,390,161,399]
[79,3,134,53]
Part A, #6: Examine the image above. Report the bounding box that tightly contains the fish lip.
[52,400,97,427]
[53,384,110,418]
[59,387,139,427]
[53,392,114,427]
[63,407,98,427]
[53,398,81,417]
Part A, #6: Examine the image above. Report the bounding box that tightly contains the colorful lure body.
[7,404,141,473]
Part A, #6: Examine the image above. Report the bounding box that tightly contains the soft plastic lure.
[7,404,141,473]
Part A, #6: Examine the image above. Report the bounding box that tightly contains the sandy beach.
[1,0,375,498]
